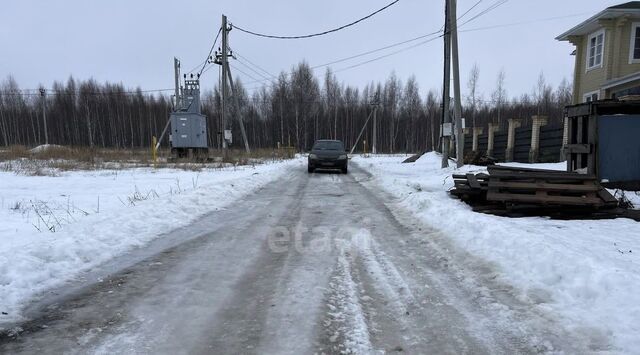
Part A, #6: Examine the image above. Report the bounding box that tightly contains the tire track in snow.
[321,238,379,354]
[350,228,427,352]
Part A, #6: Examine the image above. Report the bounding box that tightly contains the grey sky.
[0,0,618,100]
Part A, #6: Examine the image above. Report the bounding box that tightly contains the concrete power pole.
[441,0,452,168]
[217,15,250,154]
[221,14,229,155]
[40,88,49,145]
[450,0,465,168]
[174,57,180,110]
[225,66,251,153]
[372,93,379,154]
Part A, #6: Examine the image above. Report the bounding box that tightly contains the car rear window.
[313,141,344,151]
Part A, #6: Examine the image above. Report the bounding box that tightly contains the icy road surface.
[0,164,602,354]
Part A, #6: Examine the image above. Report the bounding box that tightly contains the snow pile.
[0,158,301,324]
[28,144,66,153]
[353,153,640,352]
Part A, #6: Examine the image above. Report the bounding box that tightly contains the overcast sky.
[0,0,619,100]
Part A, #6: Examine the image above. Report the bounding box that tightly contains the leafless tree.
[466,63,480,128]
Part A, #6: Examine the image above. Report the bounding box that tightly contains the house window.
[583,91,599,103]
[630,23,640,63]
[587,30,604,70]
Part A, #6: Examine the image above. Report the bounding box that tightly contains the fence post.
[487,122,500,157]
[505,118,523,162]
[561,116,569,162]
[472,127,483,152]
[529,115,548,163]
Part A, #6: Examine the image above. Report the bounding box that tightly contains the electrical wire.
[234,57,274,82]
[459,0,508,27]
[240,0,502,87]
[241,29,443,88]
[229,64,262,83]
[233,50,276,79]
[458,0,484,21]
[334,34,443,74]
[10,0,518,99]
[232,0,401,39]
[185,58,209,75]
[460,12,591,32]
[198,27,223,76]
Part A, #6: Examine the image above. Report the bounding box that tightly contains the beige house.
[557,2,640,103]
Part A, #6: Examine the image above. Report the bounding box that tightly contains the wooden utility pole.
[441,0,451,168]
[221,14,229,154]
[450,0,464,167]
[40,88,48,145]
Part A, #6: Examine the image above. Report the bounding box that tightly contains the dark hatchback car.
[308,140,348,174]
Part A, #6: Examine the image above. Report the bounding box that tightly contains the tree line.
[0,62,572,153]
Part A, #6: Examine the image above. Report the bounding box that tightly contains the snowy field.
[0,157,301,324]
[352,153,640,353]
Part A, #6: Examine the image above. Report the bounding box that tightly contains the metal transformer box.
[170,113,207,149]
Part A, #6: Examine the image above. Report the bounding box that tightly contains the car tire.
[342,167,348,174]
[308,166,315,173]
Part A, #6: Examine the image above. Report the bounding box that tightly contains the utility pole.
[226,66,251,153]
[174,57,180,110]
[450,0,464,167]
[441,0,451,168]
[215,15,250,154]
[40,88,48,145]
[371,92,379,154]
[221,14,229,156]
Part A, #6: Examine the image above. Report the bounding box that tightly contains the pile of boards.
[450,165,639,220]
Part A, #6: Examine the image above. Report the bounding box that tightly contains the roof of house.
[556,2,640,41]
[609,1,640,10]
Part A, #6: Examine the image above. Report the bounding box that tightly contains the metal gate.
[598,115,640,183]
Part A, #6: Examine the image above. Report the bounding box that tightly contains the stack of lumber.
[464,150,498,166]
[450,165,633,219]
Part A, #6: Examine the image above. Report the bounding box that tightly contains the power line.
[8,1,522,100]
[242,30,442,88]
[334,34,443,74]
[458,0,484,20]
[241,0,505,88]
[459,0,508,27]
[231,0,401,39]
[234,57,274,82]
[312,30,443,71]
[229,63,262,84]
[460,12,591,32]
[198,27,223,76]
[185,58,209,75]
[233,50,276,79]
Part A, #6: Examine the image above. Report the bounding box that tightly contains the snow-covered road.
[0,162,605,354]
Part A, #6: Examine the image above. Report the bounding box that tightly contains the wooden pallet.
[449,165,625,219]
[451,173,489,200]
[485,166,616,208]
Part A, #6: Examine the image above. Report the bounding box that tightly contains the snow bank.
[0,158,301,324]
[28,144,66,153]
[353,153,640,353]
